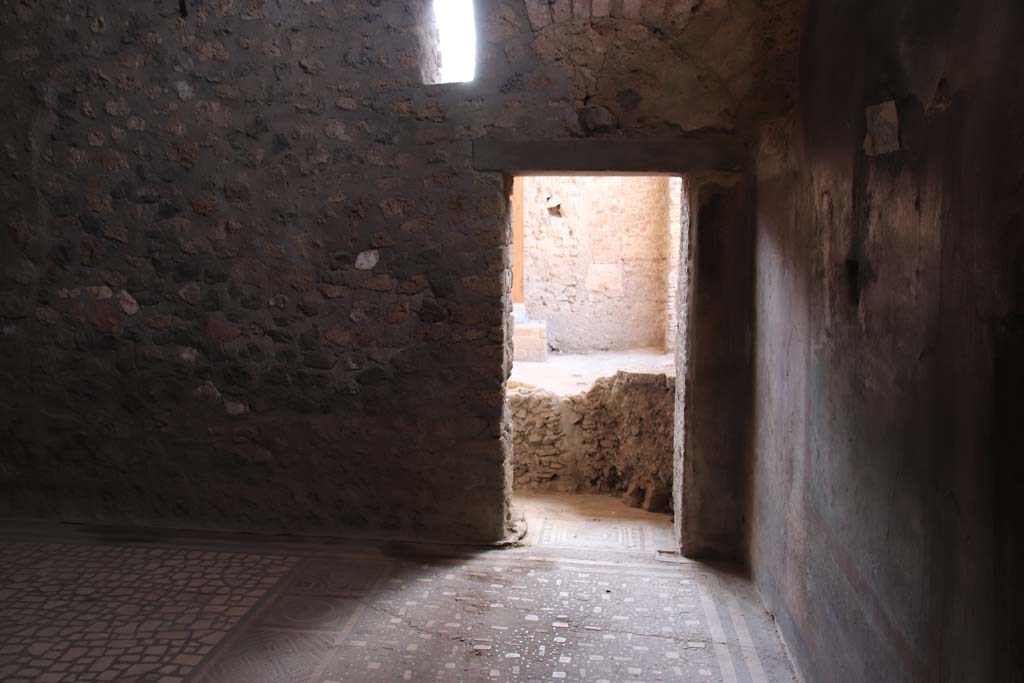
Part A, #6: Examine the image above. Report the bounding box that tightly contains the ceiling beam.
[472,136,745,174]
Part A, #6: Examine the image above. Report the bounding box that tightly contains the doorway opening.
[507,175,690,530]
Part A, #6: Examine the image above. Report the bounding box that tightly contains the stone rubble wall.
[0,0,799,540]
[510,372,674,512]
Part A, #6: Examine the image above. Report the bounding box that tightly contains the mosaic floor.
[0,494,796,683]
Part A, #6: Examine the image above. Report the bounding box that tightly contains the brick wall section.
[0,0,799,541]
[522,176,671,352]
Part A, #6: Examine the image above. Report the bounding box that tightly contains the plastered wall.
[521,175,675,352]
[749,0,1024,680]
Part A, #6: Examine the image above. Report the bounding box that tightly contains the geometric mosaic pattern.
[0,496,795,683]
[0,543,295,683]
[192,557,389,682]
[536,518,646,551]
[317,560,720,683]
[187,554,736,683]
[192,628,336,683]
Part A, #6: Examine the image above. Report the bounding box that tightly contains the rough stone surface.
[1,0,1017,681]
[509,372,674,511]
[0,0,799,543]
[577,105,617,133]
[522,176,680,352]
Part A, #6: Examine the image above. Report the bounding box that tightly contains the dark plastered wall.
[0,0,798,542]
[677,173,754,558]
[750,0,1023,680]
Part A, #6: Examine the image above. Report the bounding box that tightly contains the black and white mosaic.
[0,496,794,683]
[0,543,295,683]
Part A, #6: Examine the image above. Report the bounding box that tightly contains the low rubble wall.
[509,372,674,512]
